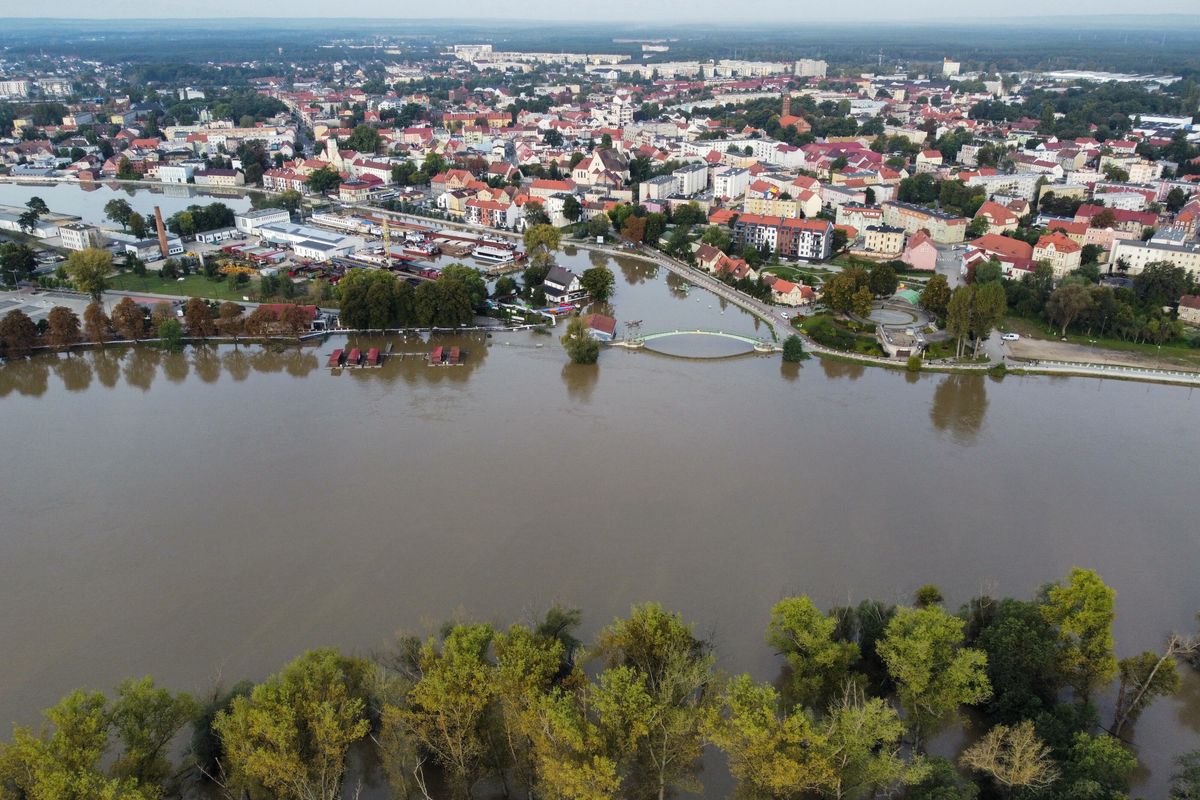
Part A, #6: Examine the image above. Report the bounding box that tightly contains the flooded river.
[0,179,257,222]
[0,189,1197,796]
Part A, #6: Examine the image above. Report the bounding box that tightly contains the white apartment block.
[1110,239,1200,275]
[965,172,1041,201]
[58,223,100,252]
[673,163,708,196]
[794,59,828,78]
[712,166,750,200]
[0,79,30,99]
[639,175,676,203]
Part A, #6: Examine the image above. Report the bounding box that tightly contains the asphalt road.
[933,243,965,288]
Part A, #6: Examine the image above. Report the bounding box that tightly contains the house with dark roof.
[542,266,584,303]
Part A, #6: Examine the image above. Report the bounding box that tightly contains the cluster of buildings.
[3,42,1200,303]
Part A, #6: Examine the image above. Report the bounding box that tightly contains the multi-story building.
[793,59,828,78]
[193,168,245,187]
[964,171,1041,201]
[0,79,30,99]
[1110,239,1200,275]
[863,225,905,256]
[639,175,676,204]
[672,163,708,197]
[712,166,750,200]
[836,203,884,230]
[882,201,967,244]
[57,223,100,252]
[262,169,311,194]
[1033,233,1083,278]
[235,208,292,235]
[732,214,833,261]
[157,164,196,184]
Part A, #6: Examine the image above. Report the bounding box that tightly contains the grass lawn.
[830,254,879,269]
[109,272,258,302]
[1003,316,1200,368]
[763,265,827,285]
[923,339,988,362]
[797,313,885,356]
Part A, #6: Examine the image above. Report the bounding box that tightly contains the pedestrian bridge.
[611,329,779,353]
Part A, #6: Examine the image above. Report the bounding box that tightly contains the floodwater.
[0,193,1198,797]
[0,180,256,223]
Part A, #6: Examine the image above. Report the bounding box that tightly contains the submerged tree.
[706,674,835,799]
[960,720,1059,797]
[766,596,859,711]
[214,649,370,800]
[595,603,717,800]
[561,316,600,365]
[877,605,991,748]
[1039,567,1117,703]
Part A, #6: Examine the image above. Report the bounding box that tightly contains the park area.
[108,272,257,303]
[1003,317,1200,371]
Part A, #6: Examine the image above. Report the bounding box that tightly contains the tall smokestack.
[154,206,170,260]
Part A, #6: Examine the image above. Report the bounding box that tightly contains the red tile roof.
[968,234,1034,261]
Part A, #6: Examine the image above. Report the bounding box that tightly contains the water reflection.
[562,362,599,402]
[587,248,611,269]
[124,348,161,392]
[666,271,692,299]
[335,333,490,386]
[1176,668,1200,735]
[222,348,253,382]
[0,343,332,394]
[820,358,866,381]
[94,350,122,387]
[930,375,989,445]
[780,361,801,382]
[163,353,190,384]
[617,256,658,285]
[52,355,92,392]
[0,358,49,397]
[192,346,223,384]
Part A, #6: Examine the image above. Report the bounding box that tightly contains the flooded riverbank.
[0,181,1197,797]
[1,326,1197,796]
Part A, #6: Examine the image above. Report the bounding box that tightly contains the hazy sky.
[5,0,1200,20]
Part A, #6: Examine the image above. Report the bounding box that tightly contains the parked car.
[1001,332,1020,341]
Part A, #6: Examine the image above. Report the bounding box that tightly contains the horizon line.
[3,13,1200,23]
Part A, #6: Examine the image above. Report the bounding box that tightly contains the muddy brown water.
[0,248,1197,798]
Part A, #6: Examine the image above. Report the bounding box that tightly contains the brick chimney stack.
[154,206,170,260]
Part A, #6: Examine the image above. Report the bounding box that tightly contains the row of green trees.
[165,202,235,237]
[2,569,1196,800]
[1001,261,1198,345]
[336,266,479,330]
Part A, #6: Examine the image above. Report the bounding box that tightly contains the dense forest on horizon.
[3,18,1200,73]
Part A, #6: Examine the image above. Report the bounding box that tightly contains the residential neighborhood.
[2,18,1200,800]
